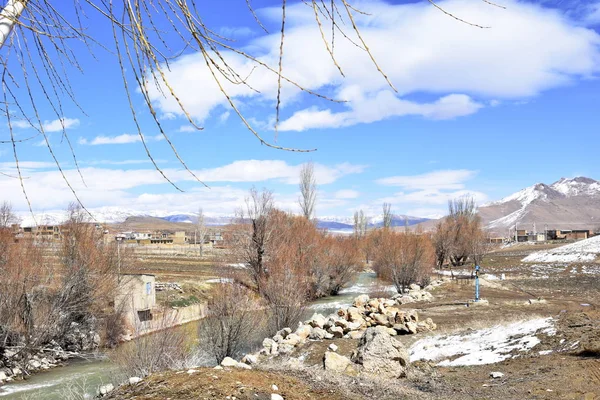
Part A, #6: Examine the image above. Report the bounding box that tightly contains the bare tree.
[383,203,393,229]
[353,209,368,238]
[298,162,317,220]
[199,281,263,364]
[432,220,452,269]
[0,201,18,228]
[373,229,434,293]
[195,208,209,256]
[234,188,275,292]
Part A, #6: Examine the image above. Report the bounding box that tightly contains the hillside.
[413,177,600,234]
[480,177,600,233]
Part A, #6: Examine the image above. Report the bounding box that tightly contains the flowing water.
[0,272,392,399]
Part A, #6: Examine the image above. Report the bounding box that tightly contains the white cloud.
[278,93,482,131]
[0,160,365,212]
[219,111,231,123]
[177,125,197,133]
[219,26,255,38]
[79,134,164,145]
[145,0,600,131]
[43,118,80,132]
[377,169,477,190]
[379,189,488,206]
[334,189,360,199]
[374,169,486,213]
[11,117,80,132]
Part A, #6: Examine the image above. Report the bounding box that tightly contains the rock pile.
[234,294,436,369]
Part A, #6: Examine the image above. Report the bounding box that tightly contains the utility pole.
[116,237,122,284]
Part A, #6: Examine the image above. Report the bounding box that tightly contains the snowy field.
[522,236,600,263]
[409,318,555,366]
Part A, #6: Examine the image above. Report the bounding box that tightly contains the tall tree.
[196,208,209,256]
[382,203,393,229]
[235,187,275,292]
[353,209,368,238]
[298,162,317,220]
[0,201,18,228]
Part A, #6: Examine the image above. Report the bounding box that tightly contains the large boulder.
[351,326,410,379]
[221,357,239,367]
[324,351,351,372]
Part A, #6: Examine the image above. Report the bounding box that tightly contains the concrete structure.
[546,229,592,241]
[116,274,157,329]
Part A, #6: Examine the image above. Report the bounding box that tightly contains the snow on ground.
[522,236,600,263]
[409,318,555,367]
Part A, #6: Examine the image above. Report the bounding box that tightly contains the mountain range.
[479,177,600,234]
[14,176,599,234]
[16,207,429,232]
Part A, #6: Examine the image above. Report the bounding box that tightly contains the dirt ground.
[111,244,600,400]
[106,368,350,400]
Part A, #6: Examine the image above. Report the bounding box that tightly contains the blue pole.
[475,265,480,302]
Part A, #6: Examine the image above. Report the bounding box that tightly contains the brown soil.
[106,367,350,400]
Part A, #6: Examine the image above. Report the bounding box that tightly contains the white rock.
[329,343,338,352]
[242,354,258,365]
[354,295,370,308]
[490,371,505,379]
[221,357,239,367]
[324,351,351,372]
[129,377,142,384]
[271,394,284,400]
[98,383,114,396]
[308,313,327,329]
[295,325,312,340]
[271,384,279,391]
[0,371,7,381]
[328,326,344,338]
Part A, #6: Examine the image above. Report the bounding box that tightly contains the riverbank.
[0,272,394,399]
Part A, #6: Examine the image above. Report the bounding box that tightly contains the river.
[0,272,393,399]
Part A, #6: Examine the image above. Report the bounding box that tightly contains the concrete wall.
[127,303,208,338]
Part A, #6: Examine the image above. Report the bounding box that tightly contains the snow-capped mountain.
[479,177,600,232]
[16,207,429,231]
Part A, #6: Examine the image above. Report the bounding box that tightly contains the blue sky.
[1,0,600,219]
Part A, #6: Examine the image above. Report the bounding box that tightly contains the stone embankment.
[0,322,99,385]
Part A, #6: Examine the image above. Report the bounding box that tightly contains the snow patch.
[523,236,600,263]
[409,317,555,367]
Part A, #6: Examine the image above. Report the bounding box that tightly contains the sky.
[1,0,600,220]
